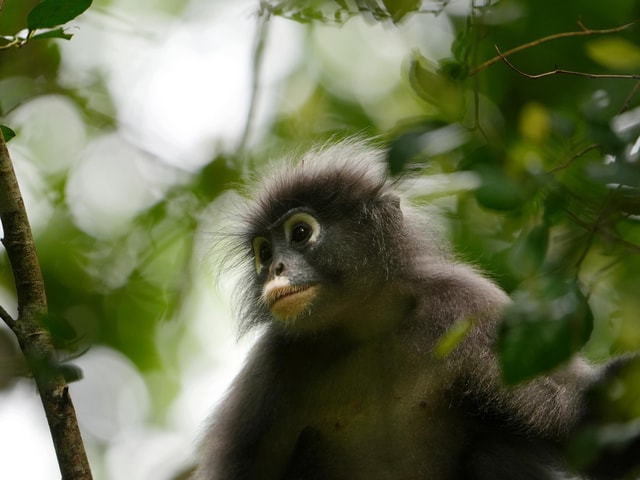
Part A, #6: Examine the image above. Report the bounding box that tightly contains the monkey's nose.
[273,262,285,276]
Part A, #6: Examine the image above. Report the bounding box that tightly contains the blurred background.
[1,0,639,478]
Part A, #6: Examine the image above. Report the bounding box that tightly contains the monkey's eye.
[291,223,312,245]
[252,237,272,273]
[284,212,320,248]
[259,242,273,263]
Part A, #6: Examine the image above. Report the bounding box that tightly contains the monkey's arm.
[455,321,600,441]
[427,264,599,440]
[195,338,296,480]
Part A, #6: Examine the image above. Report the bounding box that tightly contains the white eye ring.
[283,212,320,246]
[252,237,271,274]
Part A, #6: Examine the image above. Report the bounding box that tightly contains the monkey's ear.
[381,193,402,210]
[377,193,403,220]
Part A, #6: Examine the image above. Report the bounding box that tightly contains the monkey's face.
[247,199,400,334]
[252,209,324,322]
[238,146,407,333]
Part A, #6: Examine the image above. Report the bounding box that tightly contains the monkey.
[195,139,609,480]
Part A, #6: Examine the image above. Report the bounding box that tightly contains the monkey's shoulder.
[406,260,509,330]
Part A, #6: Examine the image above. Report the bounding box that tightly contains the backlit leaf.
[586,37,640,70]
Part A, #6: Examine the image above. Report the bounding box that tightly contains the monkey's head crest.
[223,139,412,335]
[249,139,395,229]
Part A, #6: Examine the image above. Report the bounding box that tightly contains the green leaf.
[381,0,420,23]
[439,59,467,82]
[59,363,84,383]
[27,0,92,30]
[0,125,16,142]
[543,184,569,224]
[474,165,529,211]
[452,29,470,64]
[568,421,640,472]
[40,312,82,351]
[31,27,74,41]
[408,54,465,121]
[387,133,422,176]
[498,278,593,384]
[508,224,549,279]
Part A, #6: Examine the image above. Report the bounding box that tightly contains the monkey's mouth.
[263,283,319,320]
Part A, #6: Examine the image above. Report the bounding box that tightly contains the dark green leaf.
[59,363,84,383]
[386,121,464,175]
[439,59,468,82]
[611,186,640,215]
[0,125,16,142]
[543,184,569,224]
[40,313,80,350]
[498,278,593,384]
[31,27,74,41]
[474,166,529,211]
[381,0,420,23]
[387,132,423,176]
[27,0,92,30]
[508,224,549,279]
[568,422,640,473]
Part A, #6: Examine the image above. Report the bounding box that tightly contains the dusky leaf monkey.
[196,139,612,480]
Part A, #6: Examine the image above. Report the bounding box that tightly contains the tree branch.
[0,131,92,479]
[469,19,639,76]
[494,45,640,80]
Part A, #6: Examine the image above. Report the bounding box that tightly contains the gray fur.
[197,139,600,480]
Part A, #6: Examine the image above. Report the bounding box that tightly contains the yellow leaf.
[434,317,474,358]
[586,37,640,70]
[519,102,550,144]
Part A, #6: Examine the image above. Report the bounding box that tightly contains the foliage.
[0,0,91,49]
[261,0,450,23]
[0,0,639,477]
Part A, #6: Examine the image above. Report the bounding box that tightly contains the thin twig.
[0,37,26,50]
[469,19,639,76]
[0,303,15,328]
[619,80,640,114]
[565,208,640,256]
[495,46,640,80]
[547,144,601,174]
[237,2,271,153]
